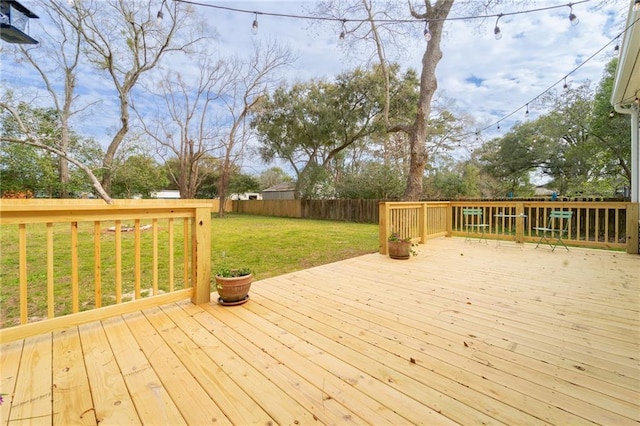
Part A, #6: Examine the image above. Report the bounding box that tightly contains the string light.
[173,0,591,30]
[252,13,259,34]
[172,0,625,138]
[156,0,167,23]
[339,20,346,40]
[423,20,432,42]
[493,14,503,40]
[634,0,640,12]
[471,21,634,139]
[525,104,529,117]
[563,77,568,90]
[568,3,579,26]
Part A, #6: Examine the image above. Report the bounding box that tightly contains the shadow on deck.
[1,237,638,425]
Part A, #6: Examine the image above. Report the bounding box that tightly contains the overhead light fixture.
[568,4,579,26]
[423,20,431,42]
[339,20,346,41]
[252,13,258,35]
[0,0,39,44]
[156,0,166,23]
[493,14,502,40]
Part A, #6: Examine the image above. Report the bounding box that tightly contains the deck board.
[1,237,638,425]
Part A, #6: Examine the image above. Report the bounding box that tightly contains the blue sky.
[2,0,630,174]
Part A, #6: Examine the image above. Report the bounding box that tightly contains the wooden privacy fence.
[380,201,639,254]
[0,199,212,342]
[233,199,301,218]
[233,199,380,222]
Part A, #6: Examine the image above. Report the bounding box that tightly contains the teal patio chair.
[463,207,489,243]
[533,210,573,251]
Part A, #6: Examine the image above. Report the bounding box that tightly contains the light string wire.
[173,0,591,24]
[473,14,640,141]
[172,0,630,143]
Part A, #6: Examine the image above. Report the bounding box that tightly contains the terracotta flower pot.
[215,273,253,305]
[388,240,411,260]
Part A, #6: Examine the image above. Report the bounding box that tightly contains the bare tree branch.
[0,101,113,203]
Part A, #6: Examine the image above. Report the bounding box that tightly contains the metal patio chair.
[533,210,573,251]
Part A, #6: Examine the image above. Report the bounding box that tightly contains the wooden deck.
[1,237,638,425]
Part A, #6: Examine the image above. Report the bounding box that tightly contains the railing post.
[515,202,525,244]
[420,203,427,244]
[379,202,388,254]
[192,206,212,304]
[446,202,453,237]
[627,202,639,254]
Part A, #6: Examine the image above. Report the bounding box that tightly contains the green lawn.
[0,214,379,327]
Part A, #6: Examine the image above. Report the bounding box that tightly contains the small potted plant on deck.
[387,232,416,260]
[215,265,253,306]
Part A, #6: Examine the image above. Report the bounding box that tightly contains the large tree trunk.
[403,0,454,201]
[59,114,71,197]
[217,158,231,217]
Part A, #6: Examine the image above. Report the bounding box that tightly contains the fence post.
[379,202,388,254]
[627,202,639,254]
[515,202,525,243]
[192,206,212,304]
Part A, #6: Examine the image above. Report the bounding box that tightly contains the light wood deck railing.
[380,201,639,254]
[0,199,212,342]
[379,201,450,254]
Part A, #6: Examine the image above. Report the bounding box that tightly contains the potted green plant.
[387,232,416,260]
[215,265,253,306]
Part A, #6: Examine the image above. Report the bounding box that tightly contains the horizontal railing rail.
[380,201,639,254]
[379,201,450,254]
[0,199,212,342]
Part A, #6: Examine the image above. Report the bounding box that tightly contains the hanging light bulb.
[609,110,615,118]
[156,0,166,23]
[251,13,259,35]
[339,20,346,41]
[568,4,579,26]
[634,0,640,12]
[497,122,501,130]
[493,14,503,40]
[525,104,529,117]
[423,20,432,42]
[563,77,568,90]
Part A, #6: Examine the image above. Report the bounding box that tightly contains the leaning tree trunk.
[403,0,454,201]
